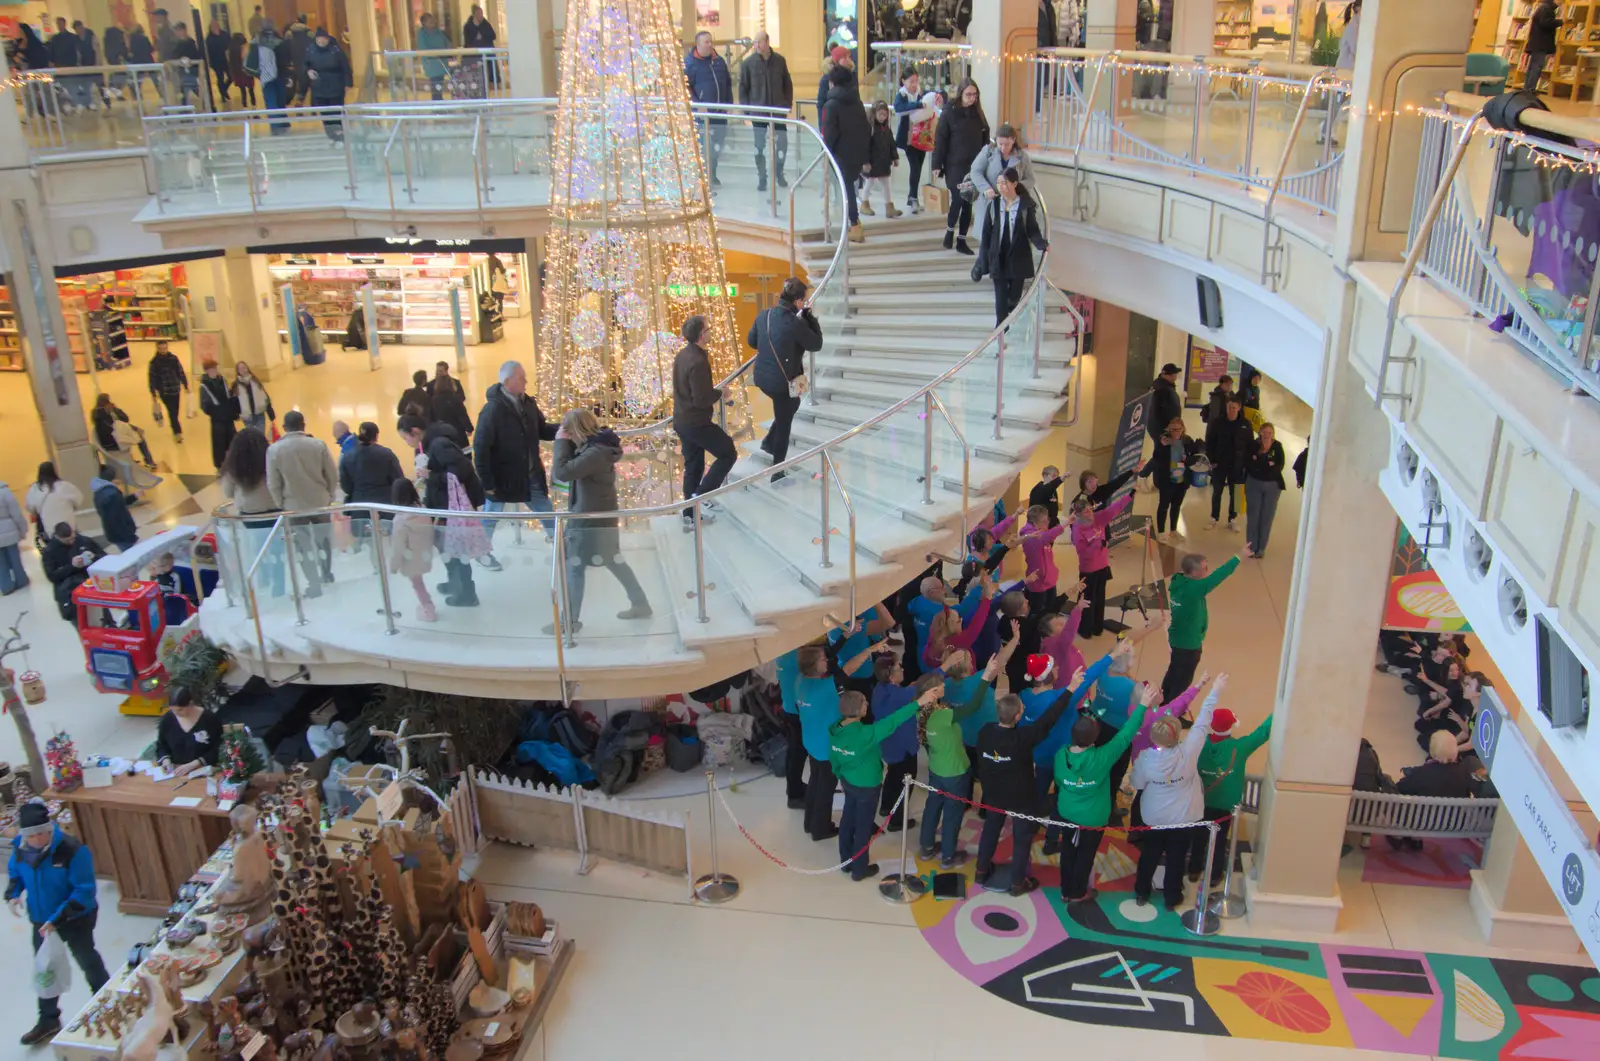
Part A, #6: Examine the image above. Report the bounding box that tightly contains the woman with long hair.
[548,408,652,634]
[220,426,283,597]
[748,276,823,480]
[1242,421,1287,558]
[973,165,1049,326]
[930,77,989,256]
[25,461,81,546]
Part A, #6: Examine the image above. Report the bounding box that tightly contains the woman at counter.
[154,686,222,776]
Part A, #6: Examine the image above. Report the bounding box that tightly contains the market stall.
[50,754,573,1061]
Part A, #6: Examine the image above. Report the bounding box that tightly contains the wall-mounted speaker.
[1196,276,1223,330]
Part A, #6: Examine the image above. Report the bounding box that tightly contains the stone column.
[505,0,557,97]
[1245,0,1477,931]
[1061,301,1130,478]
[1083,0,1139,50]
[0,50,97,499]
[344,0,382,96]
[185,250,286,379]
[964,0,1035,123]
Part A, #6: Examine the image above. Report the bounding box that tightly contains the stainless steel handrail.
[926,391,971,550]
[819,449,857,630]
[470,112,484,223]
[382,118,403,218]
[1258,69,1337,289]
[242,123,255,213]
[1376,113,1485,412]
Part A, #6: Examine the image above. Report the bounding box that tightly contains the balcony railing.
[12,60,221,157]
[1381,94,1600,404]
[1023,48,1348,215]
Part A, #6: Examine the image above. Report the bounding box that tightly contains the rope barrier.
[909,778,1233,834]
[713,781,908,875]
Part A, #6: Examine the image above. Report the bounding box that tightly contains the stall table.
[49,775,238,915]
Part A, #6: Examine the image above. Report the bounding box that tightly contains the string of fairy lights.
[538,0,749,438]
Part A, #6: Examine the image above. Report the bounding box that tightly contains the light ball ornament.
[621,330,678,416]
[570,308,606,348]
[578,231,641,292]
[613,291,648,330]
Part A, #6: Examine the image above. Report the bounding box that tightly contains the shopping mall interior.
[1,0,1598,1059]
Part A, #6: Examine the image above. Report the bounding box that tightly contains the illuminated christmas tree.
[538,0,748,430]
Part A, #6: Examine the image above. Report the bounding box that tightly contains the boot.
[859,199,875,216]
[849,224,865,243]
[943,228,955,249]
[954,236,974,256]
[885,201,902,218]
[617,603,653,620]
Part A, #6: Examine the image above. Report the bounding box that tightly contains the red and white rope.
[909,778,1229,833]
[713,782,909,875]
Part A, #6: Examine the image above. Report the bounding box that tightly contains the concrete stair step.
[809,375,1068,433]
[839,312,1080,339]
[787,414,1026,496]
[710,486,902,599]
[813,353,1073,402]
[647,514,778,646]
[836,332,1079,360]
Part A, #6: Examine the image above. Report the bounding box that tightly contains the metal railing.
[1025,49,1348,215]
[207,181,1078,689]
[1382,95,1600,406]
[867,41,972,99]
[372,48,511,103]
[12,61,189,155]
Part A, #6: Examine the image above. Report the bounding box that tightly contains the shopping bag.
[34,930,71,998]
[150,399,164,425]
[922,183,950,214]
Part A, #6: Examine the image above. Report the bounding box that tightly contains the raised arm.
[1194,555,1242,594]
[1019,665,1087,749]
[1094,492,1133,529]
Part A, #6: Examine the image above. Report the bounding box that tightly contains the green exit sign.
[665,284,739,297]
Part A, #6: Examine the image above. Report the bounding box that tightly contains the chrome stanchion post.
[1209,806,1246,919]
[819,452,833,569]
[993,332,1006,441]
[878,773,927,904]
[694,770,740,903]
[1180,822,1222,936]
[282,519,308,626]
[921,391,934,506]
[693,500,710,625]
[369,506,400,634]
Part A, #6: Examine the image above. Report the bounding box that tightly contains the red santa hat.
[1208,708,1237,742]
[1025,654,1054,684]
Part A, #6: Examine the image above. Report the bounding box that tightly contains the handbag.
[151,398,164,425]
[957,178,979,202]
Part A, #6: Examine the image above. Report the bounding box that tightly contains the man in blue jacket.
[684,31,732,188]
[8,801,109,1045]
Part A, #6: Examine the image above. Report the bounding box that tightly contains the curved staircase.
[200,203,1079,701]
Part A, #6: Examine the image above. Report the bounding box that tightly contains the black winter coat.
[206,30,230,71]
[1139,433,1202,487]
[473,384,555,503]
[1528,1,1560,52]
[1147,375,1182,441]
[1243,438,1287,489]
[976,196,1048,281]
[822,79,872,176]
[462,17,497,49]
[749,301,823,395]
[424,433,485,511]
[931,103,989,191]
[1396,758,1475,798]
[43,533,104,616]
[428,377,474,441]
[127,29,155,64]
[48,30,79,68]
[738,49,793,109]
[303,40,350,98]
[339,441,404,505]
[1203,413,1253,483]
[866,124,898,177]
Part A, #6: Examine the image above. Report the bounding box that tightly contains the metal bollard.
[878,773,927,904]
[1209,805,1246,919]
[693,770,740,903]
[1179,822,1221,936]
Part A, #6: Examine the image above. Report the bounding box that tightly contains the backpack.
[592,710,659,795]
[242,39,261,78]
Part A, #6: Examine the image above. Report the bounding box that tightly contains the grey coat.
[552,433,624,565]
[968,142,1036,196]
[0,484,27,548]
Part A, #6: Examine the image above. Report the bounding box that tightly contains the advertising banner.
[1474,692,1600,968]
[1106,390,1152,548]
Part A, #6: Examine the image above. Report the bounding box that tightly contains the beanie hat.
[829,45,849,64]
[1024,654,1054,684]
[18,799,51,837]
[1209,708,1237,742]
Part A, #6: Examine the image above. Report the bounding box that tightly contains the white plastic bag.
[33,930,71,998]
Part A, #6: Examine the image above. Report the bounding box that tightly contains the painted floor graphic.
[911,819,1600,1056]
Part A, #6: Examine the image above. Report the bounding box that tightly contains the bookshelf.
[0,286,20,372]
[1213,0,1254,54]
[1505,2,1600,99]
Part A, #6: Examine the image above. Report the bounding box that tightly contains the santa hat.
[1208,708,1237,742]
[1025,654,1054,684]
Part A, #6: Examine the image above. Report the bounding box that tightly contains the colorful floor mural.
[911,819,1600,1057]
[1360,837,1482,890]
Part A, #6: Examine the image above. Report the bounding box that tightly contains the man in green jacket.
[1160,552,1240,704]
[918,641,1014,867]
[830,688,931,882]
[1190,707,1272,885]
[1054,683,1157,903]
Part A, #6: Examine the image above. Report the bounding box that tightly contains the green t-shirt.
[921,679,994,778]
[829,701,920,788]
[1053,705,1147,827]
[1168,556,1240,650]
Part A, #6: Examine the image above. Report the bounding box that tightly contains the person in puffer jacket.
[1130,673,1224,908]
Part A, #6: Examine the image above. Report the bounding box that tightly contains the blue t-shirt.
[945,672,996,746]
[1091,672,1139,728]
[828,615,881,680]
[1023,653,1113,765]
[870,682,919,763]
[795,675,841,760]
[775,649,800,716]
[907,584,983,659]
